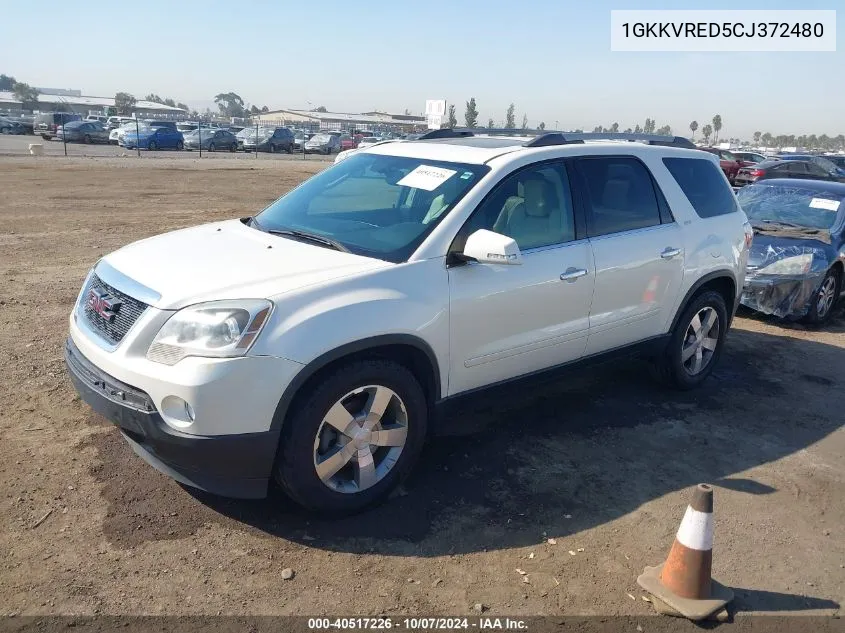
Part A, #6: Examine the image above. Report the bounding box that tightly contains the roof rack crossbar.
[525,132,695,149]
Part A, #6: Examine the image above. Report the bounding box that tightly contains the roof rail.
[415,128,475,140]
[415,127,545,140]
[524,133,695,149]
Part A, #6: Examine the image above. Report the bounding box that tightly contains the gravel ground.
[0,157,842,622]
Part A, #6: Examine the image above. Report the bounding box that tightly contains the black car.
[737,179,845,323]
[734,159,844,187]
[239,127,295,153]
[0,116,28,135]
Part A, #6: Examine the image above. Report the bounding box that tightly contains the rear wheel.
[275,359,427,515]
[230,142,237,152]
[148,140,157,151]
[83,134,91,144]
[652,290,728,390]
[803,268,841,325]
[176,140,184,150]
[208,142,215,152]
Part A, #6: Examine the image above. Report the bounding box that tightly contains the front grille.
[82,274,148,344]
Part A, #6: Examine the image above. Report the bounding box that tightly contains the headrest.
[523,178,555,218]
[602,178,630,210]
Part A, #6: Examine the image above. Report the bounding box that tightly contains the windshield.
[813,156,838,172]
[244,128,273,139]
[254,153,489,262]
[309,134,329,142]
[737,184,843,230]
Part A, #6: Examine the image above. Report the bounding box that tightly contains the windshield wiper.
[266,228,349,253]
[760,220,801,228]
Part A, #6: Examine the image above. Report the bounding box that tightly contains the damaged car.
[737,179,845,323]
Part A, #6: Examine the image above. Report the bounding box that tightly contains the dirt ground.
[0,157,843,621]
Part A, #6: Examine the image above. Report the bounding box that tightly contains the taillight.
[751,169,764,177]
[742,221,754,249]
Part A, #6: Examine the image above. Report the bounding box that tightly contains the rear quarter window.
[662,157,739,218]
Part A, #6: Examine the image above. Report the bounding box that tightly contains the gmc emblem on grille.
[87,289,121,322]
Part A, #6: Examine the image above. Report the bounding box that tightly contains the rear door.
[573,155,685,356]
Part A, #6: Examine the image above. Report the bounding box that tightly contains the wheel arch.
[670,270,738,333]
[269,335,441,433]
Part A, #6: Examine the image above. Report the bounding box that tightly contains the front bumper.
[65,337,279,498]
[741,273,825,318]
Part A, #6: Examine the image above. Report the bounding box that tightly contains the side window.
[806,162,829,177]
[662,158,739,218]
[770,163,789,174]
[576,157,661,237]
[788,162,809,174]
[460,162,576,251]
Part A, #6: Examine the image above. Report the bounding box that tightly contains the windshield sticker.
[460,171,474,180]
[809,198,840,212]
[397,165,457,191]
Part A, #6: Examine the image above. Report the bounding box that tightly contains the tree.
[761,132,772,147]
[712,114,722,144]
[447,104,457,128]
[753,131,761,146]
[144,93,163,103]
[487,118,495,129]
[702,124,713,144]
[177,102,189,112]
[643,118,656,134]
[634,124,643,134]
[312,105,328,112]
[163,98,175,108]
[404,108,411,115]
[261,105,269,113]
[12,81,38,108]
[521,113,528,130]
[250,105,260,114]
[624,127,633,133]
[593,125,603,133]
[114,92,136,116]
[214,92,246,118]
[505,103,515,129]
[689,120,698,140]
[610,122,619,133]
[0,74,15,91]
[464,97,479,128]
[538,121,545,131]
[656,124,672,135]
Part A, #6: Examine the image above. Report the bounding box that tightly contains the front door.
[447,160,594,395]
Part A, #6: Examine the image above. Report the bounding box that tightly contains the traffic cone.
[637,483,734,621]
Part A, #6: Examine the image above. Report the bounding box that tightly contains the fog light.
[184,401,195,422]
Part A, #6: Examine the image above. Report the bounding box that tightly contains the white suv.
[66,131,751,513]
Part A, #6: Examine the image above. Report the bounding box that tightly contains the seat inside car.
[494,175,573,249]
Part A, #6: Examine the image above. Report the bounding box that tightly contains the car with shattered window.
[738,179,845,323]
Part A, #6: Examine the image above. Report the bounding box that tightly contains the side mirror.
[462,229,522,265]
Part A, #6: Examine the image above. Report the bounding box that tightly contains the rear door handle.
[661,247,681,259]
[560,267,588,282]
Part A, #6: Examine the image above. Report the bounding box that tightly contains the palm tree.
[753,131,761,146]
[689,120,698,140]
[712,114,722,145]
[702,124,713,145]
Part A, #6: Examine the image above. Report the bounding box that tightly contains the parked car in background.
[356,136,381,150]
[183,128,238,152]
[735,159,844,187]
[122,126,184,150]
[825,155,845,170]
[240,127,295,153]
[293,132,308,150]
[176,122,199,134]
[698,147,742,183]
[733,151,768,165]
[737,179,845,323]
[145,120,178,131]
[304,133,341,154]
[55,120,110,144]
[111,121,150,145]
[0,116,28,135]
[339,134,354,150]
[35,112,82,140]
[105,116,137,131]
[778,154,845,179]
[85,115,108,124]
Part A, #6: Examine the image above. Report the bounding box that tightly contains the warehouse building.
[0,90,186,118]
[252,108,425,132]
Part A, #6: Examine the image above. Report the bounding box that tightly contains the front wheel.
[652,290,728,390]
[230,143,237,152]
[148,140,157,151]
[275,359,428,515]
[208,142,215,152]
[176,141,184,150]
[268,143,276,153]
[804,268,841,325]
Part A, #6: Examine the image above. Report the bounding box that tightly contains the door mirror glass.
[462,229,522,265]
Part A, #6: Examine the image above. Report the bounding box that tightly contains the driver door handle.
[560,268,588,282]
[661,247,681,259]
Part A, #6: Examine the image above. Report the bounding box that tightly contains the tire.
[1,127,10,135]
[275,358,428,515]
[652,290,728,390]
[268,143,276,154]
[148,140,157,151]
[230,143,237,152]
[208,142,215,152]
[803,267,841,325]
[83,134,91,144]
[41,135,50,140]
[176,141,184,151]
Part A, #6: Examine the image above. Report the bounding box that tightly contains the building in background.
[0,90,186,119]
[251,108,425,133]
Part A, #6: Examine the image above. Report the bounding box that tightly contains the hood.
[99,219,390,310]
[747,231,833,269]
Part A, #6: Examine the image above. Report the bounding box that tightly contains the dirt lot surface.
[0,157,843,621]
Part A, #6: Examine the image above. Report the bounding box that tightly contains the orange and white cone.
[637,484,734,621]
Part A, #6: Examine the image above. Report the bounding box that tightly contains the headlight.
[147,299,272,365]
[758,253,814,276]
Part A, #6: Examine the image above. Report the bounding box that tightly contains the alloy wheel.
[681,306,720,376]
[817,275,837,318]
[313,385,408,494]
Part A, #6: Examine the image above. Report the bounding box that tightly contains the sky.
[0,0,841,139]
